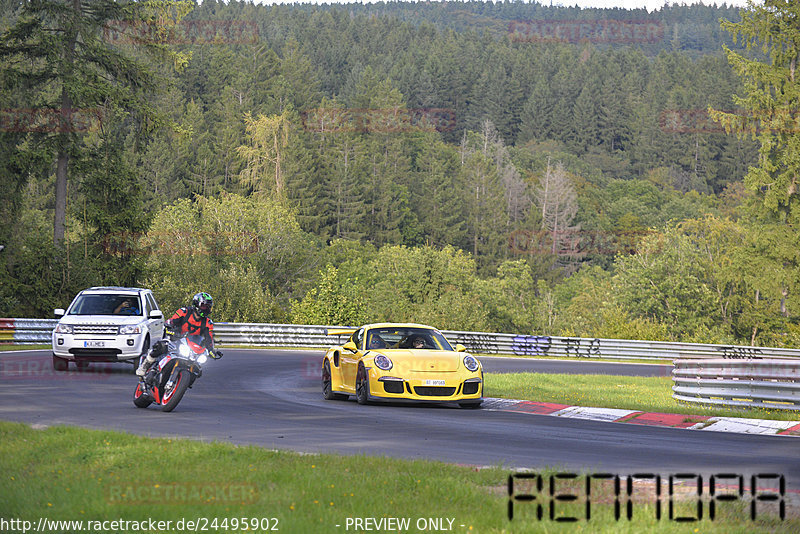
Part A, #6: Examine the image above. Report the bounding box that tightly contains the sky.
[256,0,752,13]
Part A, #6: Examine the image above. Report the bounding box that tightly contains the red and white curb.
[482,398,800,437]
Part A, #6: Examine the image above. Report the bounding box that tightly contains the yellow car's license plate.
[424,379,445,386]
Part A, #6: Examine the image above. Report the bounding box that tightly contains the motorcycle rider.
[136,292,221,377]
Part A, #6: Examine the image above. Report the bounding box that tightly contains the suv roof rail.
[85,286,145,292]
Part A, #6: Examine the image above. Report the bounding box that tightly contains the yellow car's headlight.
[463,355,480,372]
[373,354,393,371]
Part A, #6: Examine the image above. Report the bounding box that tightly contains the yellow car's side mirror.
[343,341,358,352]
[455,344,467,352]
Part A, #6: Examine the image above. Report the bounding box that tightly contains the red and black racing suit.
[166,306,215,352]
[139,306,216,378]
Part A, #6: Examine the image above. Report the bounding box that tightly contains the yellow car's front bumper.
[367,368,483,402]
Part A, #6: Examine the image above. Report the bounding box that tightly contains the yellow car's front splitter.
[367,369,482,402]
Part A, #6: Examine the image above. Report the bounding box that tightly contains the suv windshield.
[68,294,142,316]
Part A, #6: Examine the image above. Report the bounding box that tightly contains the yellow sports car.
[322,323,483,408]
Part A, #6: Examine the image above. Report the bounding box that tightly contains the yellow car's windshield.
[366,327,453,351]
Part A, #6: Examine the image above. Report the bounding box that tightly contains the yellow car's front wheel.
[356,364,370,405]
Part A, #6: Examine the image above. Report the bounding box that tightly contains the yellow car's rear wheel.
[322,359,347,401]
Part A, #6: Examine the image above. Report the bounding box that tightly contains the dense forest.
[2,1,798,348]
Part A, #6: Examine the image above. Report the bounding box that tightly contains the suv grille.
[414,386,456,397]
[69,348,123,359]
[73,325,118,335]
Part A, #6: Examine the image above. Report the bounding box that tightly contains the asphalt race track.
[0,349,797,488]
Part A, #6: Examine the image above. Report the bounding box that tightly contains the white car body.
[52,287,164,370]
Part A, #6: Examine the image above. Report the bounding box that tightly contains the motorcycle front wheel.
[161,369,191,412]
[133,381,153,408]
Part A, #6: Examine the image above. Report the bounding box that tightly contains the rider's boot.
[136,340,168,377]
[136,353,158,377]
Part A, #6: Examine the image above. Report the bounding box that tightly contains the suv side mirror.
[455,344,466,352]
[343,341,358,352]
[54,308,65,317]
[149,310,164,319]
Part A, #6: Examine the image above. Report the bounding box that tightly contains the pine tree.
[710,0,800,222]
[519,78,555,144]
[459,121,509,271]
[571,85,601,154]
[0,0,193,247]
[412,136,468,249]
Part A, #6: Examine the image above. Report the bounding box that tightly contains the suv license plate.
[424,379,445,386]
[84,341,105,348]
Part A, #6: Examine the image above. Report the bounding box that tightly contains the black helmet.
[192,292,213,318]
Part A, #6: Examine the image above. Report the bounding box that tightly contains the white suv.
[52,287,165,371]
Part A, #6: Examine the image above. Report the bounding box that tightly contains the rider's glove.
[163,322,175,339]
[212,349,223,360]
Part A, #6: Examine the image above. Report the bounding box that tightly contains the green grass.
[485,372,800,421]
[0,421,792,533]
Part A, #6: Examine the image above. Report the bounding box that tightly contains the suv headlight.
[54,324,73,334]
[119,324,143,335]
[463,355,480,372]
[373,354,393,371]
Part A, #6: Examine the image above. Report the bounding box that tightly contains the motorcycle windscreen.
[186,334,206,354]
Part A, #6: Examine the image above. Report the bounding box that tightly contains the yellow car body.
[322,323,483,408]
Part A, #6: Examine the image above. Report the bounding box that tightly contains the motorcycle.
[133,332,219,412]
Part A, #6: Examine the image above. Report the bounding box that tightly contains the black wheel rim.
[163,373,181,403]
[323,361,332,396]
[356,368,366,400]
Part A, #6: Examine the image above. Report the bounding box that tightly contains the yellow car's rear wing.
[326,328,356,336]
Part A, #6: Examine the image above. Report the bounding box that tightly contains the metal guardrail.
[4,318,800,362]
[441,330,800,361]
[214,322,347,348]
[672,359,800,411]
[0,318,59,344]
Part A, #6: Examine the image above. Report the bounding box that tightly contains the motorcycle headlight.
[119,324,143,335]
[197,354,208,365]
[463,355,480,372]
[178,343,191,358]
[373,354,393,371]
[54,323,73,334]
